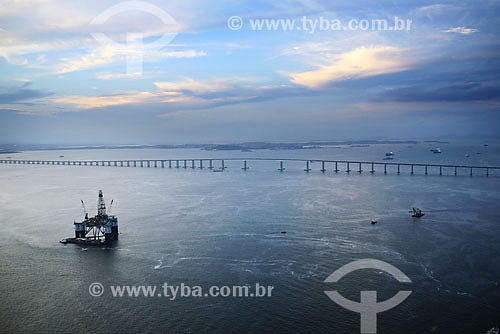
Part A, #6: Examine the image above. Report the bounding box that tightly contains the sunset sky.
[1,0,499,144]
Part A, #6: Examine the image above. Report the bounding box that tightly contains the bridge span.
[1,158,499,176]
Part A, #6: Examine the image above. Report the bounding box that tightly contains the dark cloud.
[382,83,500,102]
[0,82,53,104]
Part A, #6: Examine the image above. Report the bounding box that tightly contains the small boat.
[371,220,378,225]
[411,208,424,218]
[212,169,224,172]
[486,328,499,334]
[385,152,394,156]
[484,144,489,147]
[430,148,441,153]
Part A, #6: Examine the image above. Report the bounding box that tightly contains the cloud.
[50,77,306,112]
[0,82,53,104]
[286,46,412,88]
[442,27,479,35]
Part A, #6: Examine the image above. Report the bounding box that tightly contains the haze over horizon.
[1,0,499,144]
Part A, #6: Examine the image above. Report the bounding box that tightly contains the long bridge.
[1,158,499,176]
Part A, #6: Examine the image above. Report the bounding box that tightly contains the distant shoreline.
[0,140,427,153]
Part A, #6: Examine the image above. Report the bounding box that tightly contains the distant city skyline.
[1,0,499,144]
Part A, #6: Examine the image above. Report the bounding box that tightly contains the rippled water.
[1,142,499,333]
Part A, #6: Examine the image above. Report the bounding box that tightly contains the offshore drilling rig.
[60,190,118,245]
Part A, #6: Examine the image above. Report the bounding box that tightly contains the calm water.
[1,142,499,333]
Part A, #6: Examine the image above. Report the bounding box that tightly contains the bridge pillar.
[221,160,225,170]
[486,168,489,177]
[147,161,150,168]
[370,163,375,173]
[411,165,414,174]
[321,161,326,173]
[278,161,285,172]
[358,162,362,173]
[304,160,311,172]
[209,160,213,169]
[154,160,157,168]
[199,160,203,169]
[183,160,187,168]
[161,160,164,168]
[384,163,387,174]
[120,161,123,167]
[346,162,350,173]
[454,167,457,176]
[242,160,249,170]
[176,160,179,168]
[470,167,473,176]
[440,166,442,176]
[425,166,428,175]
[114,161,117,167]
[335,161,339,173]
[397,164,400,174]
[191,160,195,169]
[140,161,143,167]
[169,160,172,168]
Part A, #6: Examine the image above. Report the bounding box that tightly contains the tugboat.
[411,208,424,218]
[60,190,118,246]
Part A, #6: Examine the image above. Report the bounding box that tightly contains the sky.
[0,0,499,144]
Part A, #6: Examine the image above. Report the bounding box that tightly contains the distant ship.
[60,190,118,246]
[412,208,424,218]
[430,148,441,153]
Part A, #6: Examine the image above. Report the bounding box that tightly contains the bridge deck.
[1,158,499,176]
